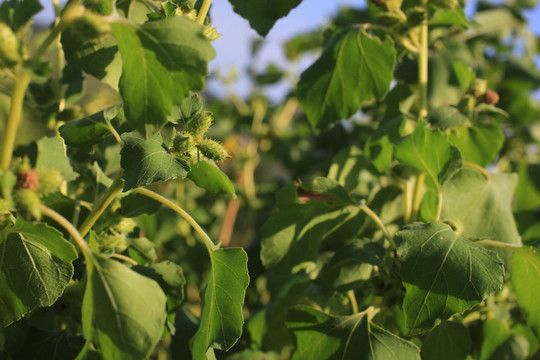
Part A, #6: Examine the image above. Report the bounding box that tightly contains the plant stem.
[105,117,123,145]
[463,161,491,179]
[435,189,443,221]
[1,73,31,171]
[219,198,240,247]
[347,290,359,314]
[110,253,138,266]
[358,202,396,250]
[410,172,425,222]
[196,0,212,25]
[418,0,429,118]
[52,0,65,113]
[0,0,83,171]
[78,174,124,238]
[402,179,413,224]
[133,187,216,254]
[41,205,92,256]
[475,239,523,249]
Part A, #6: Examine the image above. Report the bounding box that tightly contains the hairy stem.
[347,290,359,314]
[0,0,83,170]
[1,73,31,171]
[410,172,426,222]
[402,179,413,224]
[78,174,124,237]
[133,187,216,254]
[418,0,429,118]
[196,0,212,25]
[435,189,443,221]
[110,253,138,266]
[41,205,92,256]
[359,202,396,250]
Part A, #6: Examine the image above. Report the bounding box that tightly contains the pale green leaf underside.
[82,253,167,360]
[510,247,540,336]
[286,305,421,360]
[397,221,504,335]
[191,248,249,359]
[297,28,395,130]
[120,132,190,191]
[441,170,521,246]
[36,137,79,181]
[0,220,78,326]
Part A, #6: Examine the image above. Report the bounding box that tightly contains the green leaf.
[112,17,215,137]
[397,221,504,334]
[190,248,249,358]
[188,161,236,198]
[394,123,463,190]
[11,328,85,360]
[0,0,42,32]
[133,260,185,314]
[120,193,161,217]
[452,62,475,92]
[36,137,78,181]
[59,104,125,148]
[447,122,504,166]
[440,170,521,246]
[421,321,472,360]
[228,0,303,37]
[428,106,468,130]
[261,180,363,287]
[327,146,365,192]
[120,132,190,191]
[61,31,122,90]
[297,28,395,130]
[316,241,384,292]
[510,246,540,336]
[81,253,167,360]
[0,220,78,326]
[364,115,406,172]
[286,305,421,360]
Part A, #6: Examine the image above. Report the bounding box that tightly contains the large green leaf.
[397,222,504,335]
[0,0,42,32]
[190,248,249,358]
[120,132,190,191]
[112,16,215,137]
[81,253,167,359]
[286,305,421,359]
[61,31,122,90]
[0,220,78,326]
[327,146,366,192]
[421,321,472,360]
[394,123,463,190]
[36,137,78,181]
[510,246,540,336]
[11,328,85,360]
[59,104,125,148]
[228,0,302,36]
[261,179,363,287]
[447,122,504,166]
[297,28,395,130]
[441,170,521,246]
[188,160,236,198]
[364,115,406,172]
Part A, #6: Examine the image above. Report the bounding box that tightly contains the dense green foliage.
[0,0,539,359]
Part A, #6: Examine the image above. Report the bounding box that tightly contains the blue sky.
[35,0,540,99]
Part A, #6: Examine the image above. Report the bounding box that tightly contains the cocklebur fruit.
[186,111,213,137]
[203,26,221,41]
[99,233,129,253]
[0,23,20,67]
[13,189,42,221]
[36,169,64,195]
[172,132,196,154]
[197,139,230,162]
[113,217,137,234]
[70,11,111,40]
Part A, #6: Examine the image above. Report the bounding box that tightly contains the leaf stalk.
[417,0,429,118]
